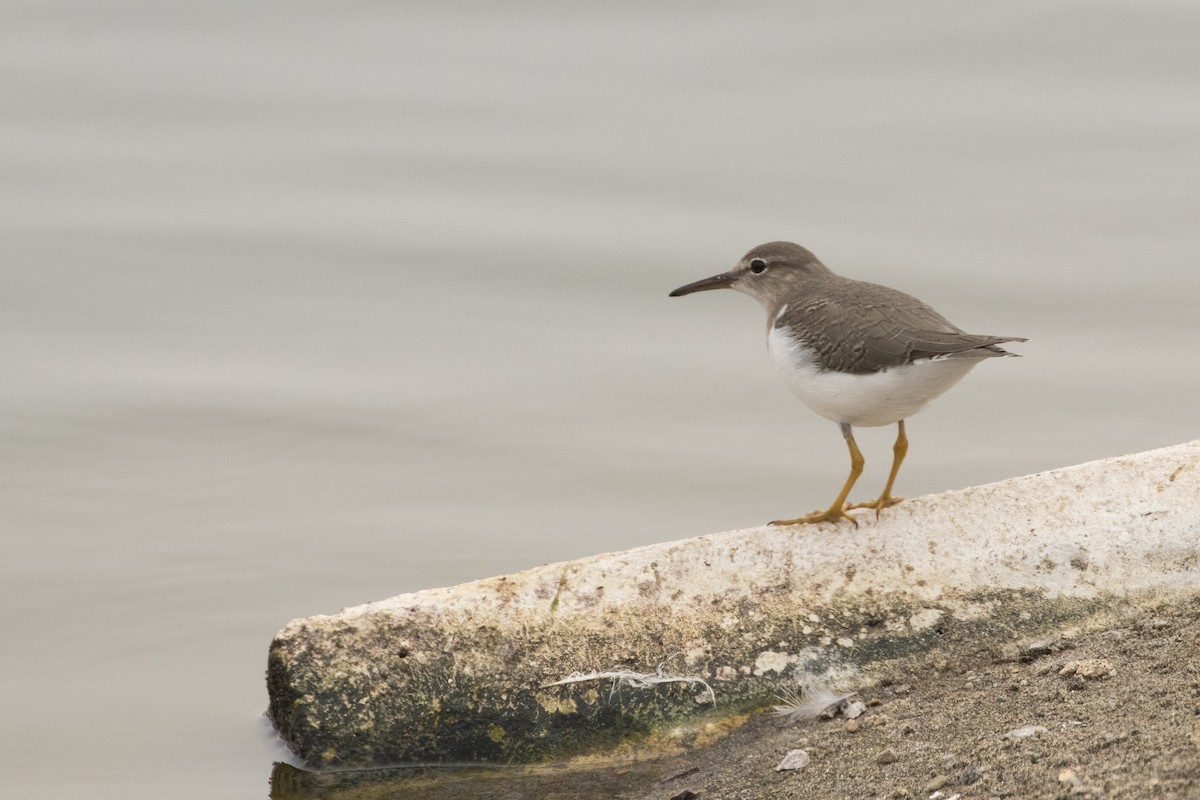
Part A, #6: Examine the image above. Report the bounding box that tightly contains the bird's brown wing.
[775,278,1026,374]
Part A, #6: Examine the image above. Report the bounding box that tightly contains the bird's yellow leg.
[771,423,863,528]
[849,420,908,516]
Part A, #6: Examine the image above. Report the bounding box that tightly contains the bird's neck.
[758,272,835,330]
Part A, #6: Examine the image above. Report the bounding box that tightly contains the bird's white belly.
[767,326,979,427]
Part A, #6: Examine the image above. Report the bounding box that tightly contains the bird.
[669,241,1026,527]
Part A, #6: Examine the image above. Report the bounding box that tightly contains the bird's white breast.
[767,326,980,427]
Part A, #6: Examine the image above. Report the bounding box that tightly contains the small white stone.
[844,700,867,719]
[1004,725,1048,740]
[776,748,810,771]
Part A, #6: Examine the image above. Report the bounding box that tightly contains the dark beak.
[668,272,737,297]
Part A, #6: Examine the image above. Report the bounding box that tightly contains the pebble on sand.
[844,700,867,719]
[1059,658,1116,679]
[775,749,810,771]
[1058,768,1080,786]
[1004,725,1048,740]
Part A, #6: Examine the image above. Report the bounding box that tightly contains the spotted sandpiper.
[670,241,1026,527]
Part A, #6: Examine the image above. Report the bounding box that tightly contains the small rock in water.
[1004,724,1048,740]
[775,748,810,771]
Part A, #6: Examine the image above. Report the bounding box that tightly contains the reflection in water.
[269,759,665,800]
[266,707,754,797]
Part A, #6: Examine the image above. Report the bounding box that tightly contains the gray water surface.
[3,2,1198,797]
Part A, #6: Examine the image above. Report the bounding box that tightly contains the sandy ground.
[271,594,1200,800]
[630,595,1200,800]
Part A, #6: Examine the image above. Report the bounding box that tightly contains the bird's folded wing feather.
[776,279,1026,374]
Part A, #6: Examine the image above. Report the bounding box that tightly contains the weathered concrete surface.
[267,441,1200,768]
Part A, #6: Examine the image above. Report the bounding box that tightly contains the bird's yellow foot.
[770,506,859,528]
[847,494,904,518]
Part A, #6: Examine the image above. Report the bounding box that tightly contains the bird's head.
[668,241,832,311]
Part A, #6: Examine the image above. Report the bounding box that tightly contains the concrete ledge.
[267,441,1200,768]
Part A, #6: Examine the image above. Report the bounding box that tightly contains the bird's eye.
[749,258,767,274]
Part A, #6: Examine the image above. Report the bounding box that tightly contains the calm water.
[3,2,1198,797]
